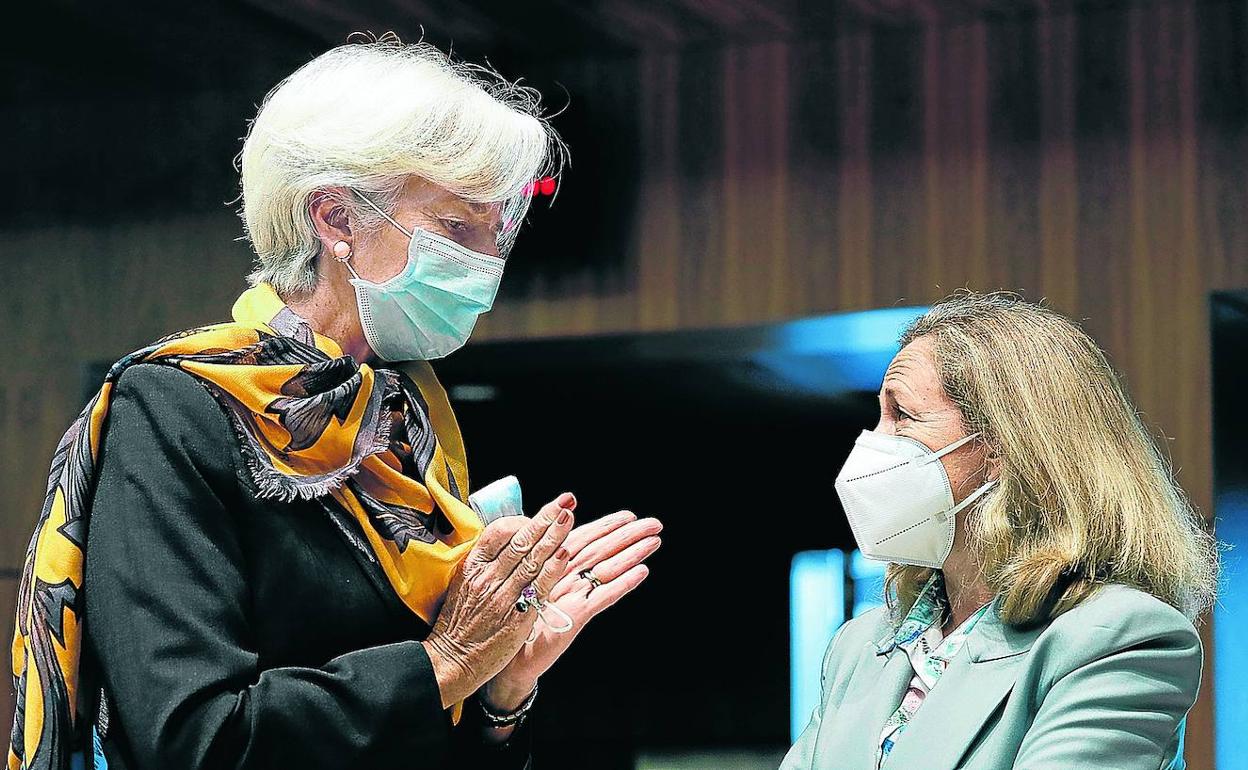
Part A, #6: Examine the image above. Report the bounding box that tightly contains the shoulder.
[111,362,232,430]
[809,605,894,713]
[832,605,894,650]
[104,362,241,475]
[820,605,893,675]
[113,360,218,406]
[1026,584,1202,696]
[1040,583,1199,652]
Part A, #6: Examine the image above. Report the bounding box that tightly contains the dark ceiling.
[2,0,1193,235]
[7,0,1164,100]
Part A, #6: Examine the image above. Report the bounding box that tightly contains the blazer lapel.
[881,609,1047,769]
[821,636,916,769]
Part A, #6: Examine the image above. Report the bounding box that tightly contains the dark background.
[437,327,877,763]
[4,0,650,293]
[1210,292,1248,770]
[6,1,1248,766]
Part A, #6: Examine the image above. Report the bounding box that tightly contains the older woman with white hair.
[9,37,662,770]
[785,292,1218,770]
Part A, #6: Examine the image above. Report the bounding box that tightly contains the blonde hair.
[239,35,565,295]
[886,292,1218,626]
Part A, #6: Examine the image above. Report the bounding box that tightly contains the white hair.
[239,38,564,295]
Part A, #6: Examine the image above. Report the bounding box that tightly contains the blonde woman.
[9,37,662,770]
[784,292,1217,770]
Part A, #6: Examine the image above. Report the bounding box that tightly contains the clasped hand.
[422,492,663,712]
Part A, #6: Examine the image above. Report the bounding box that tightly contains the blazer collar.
[874,600,1050,768]
[873,595,1047,663]
[963,599,1047,663]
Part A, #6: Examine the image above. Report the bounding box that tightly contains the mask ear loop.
[915,431,982,466]
[334,189,409,281]
[344,189,419,285]
[525,601,575,644]
[353,188,414,239]
[941,478,997,520]
[912,431,998,522]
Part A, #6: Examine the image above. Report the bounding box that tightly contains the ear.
[982,442,1002,483]
[308,188,354,257]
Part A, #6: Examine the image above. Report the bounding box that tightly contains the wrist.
[421,637,473,709]
[482,675,538,714]
[478,680,539,735]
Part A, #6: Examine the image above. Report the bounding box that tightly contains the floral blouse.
[875,573,992,769]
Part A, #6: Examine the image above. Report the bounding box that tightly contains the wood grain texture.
[0,576,14,750]
[0,213,254,568]
[2,2,1243,765]
[478,7,1244,766]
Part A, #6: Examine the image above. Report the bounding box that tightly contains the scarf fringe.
[218,388,394,503]
[9,287,478,770]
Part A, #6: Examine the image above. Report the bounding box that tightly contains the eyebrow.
[428,203,504,235]
[881,377,921,409]
[882,374,910,395]
[882,383,909,401]
[454,201,504,233]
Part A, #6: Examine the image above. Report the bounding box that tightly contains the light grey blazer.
[782,583,1201,770]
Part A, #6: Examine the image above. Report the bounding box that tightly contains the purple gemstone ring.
[515,584,540,613]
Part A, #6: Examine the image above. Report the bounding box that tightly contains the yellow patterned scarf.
[8,283,483,770]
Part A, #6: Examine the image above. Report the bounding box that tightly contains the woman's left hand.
[480,505,663,711]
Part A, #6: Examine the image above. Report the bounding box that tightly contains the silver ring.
[578,569,603,590]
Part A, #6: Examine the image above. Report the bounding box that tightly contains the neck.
[941,549,994,633]
[282,278,378,366]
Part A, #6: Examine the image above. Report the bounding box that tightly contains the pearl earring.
[332,240,352,261]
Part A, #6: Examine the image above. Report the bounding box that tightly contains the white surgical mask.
[834,430,996,569]
[348,191,505,362]
[468,475,525,526]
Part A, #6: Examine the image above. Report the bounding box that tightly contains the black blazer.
[82,363,531,769]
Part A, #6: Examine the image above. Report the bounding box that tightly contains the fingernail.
[557,508,572,525]
[557,492,577,509]
[555,546,569,560]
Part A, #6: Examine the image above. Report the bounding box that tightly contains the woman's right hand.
[421,493,576,707]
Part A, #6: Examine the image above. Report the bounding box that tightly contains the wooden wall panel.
[0,214,254,568]
[837,31,877,312]
[0,576,15,752]
[2,2,1244,766]
[480,6,1248,766]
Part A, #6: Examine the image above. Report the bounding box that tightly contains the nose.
[872,416,897,436]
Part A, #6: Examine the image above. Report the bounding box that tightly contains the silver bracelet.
[479,683,538,728]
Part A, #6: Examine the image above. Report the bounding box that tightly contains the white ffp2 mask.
[834,430,996,569]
